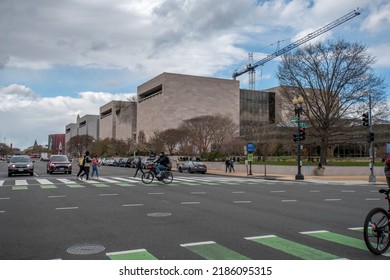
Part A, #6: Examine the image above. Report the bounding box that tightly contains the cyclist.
[154,152,170,177]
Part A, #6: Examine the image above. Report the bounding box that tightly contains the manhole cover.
[147,212,172,217]
[66,244,106,255]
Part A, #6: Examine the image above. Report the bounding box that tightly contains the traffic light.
[293,134,299,142]
[299,127,306,141]
[362,113,369,126]
[367,132,374,142]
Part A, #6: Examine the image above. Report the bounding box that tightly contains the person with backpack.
[154,152,170,177]
[79,151,92,180]
[133,156,145,178]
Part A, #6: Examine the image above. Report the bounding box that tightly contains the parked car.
[118,158,128,167]
[142,157,156,169]
[177,160,207,174]
[8,155,34,177]
[46,155,72,174]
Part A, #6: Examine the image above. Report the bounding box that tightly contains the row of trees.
[66,114,243,158]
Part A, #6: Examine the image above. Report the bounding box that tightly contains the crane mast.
[232,8,361,88]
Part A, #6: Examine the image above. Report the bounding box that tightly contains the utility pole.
[368,93,376,183]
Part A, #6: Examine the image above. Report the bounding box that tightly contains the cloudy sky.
[0,0,389,150]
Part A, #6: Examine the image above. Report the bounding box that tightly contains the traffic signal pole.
[293,98,304,180]
[368,94,376,183]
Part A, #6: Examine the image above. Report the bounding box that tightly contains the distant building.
[48,134,65,154]
[137,72,240,142]
[99,100,137,141]
[65,114,99,154]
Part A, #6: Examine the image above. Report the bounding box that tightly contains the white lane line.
[281,200,297,202]
[271,190,286,193]
[181,202,200,205]
[55,207,79,210]
[245,235,277,240]
[0,197,10,200]
[325,199,342,201]
[365,198,380,201]
[106,249,147,256]
[232,191,245,194]
[180,241,215,247]
[0,211,5,213]
[233,201,252,204]
[147,192,164,195]
[122,204,143,207]
[36,179,53,185]
[341,190,355,193]
[48,195,66,198]
[348,227,363,231]
[191,192,207,194]
[99,193,119,197]
[310,190,321,193]
[15,180,28,186]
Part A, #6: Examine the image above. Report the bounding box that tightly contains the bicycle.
[141,164,173,184]
[363,188,390,255]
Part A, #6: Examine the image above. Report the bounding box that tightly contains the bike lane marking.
[245,235,340,260]
[180,241,250,260]
[300,230,366,250]
[106,249,158,260]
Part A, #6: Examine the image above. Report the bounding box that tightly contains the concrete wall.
[202,162,385,177]
[137,72,240,142]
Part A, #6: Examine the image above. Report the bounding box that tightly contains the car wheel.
[30,172,34,176]
[179,167,182,173]
[8,173,11,177]
[46,169,49,174]
[188,168,193,173]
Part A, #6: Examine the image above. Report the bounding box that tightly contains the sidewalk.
[206,169,388,185]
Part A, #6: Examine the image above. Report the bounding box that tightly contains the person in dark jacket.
[133,157,145,178]
[154,152,169,177]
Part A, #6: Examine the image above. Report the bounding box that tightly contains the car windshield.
[10,157,31,163]
[193,162,204,166]
[51,155,68,161]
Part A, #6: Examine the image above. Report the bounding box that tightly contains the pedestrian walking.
[79,151,92,180]
[230,159,235,172]
[385,154,390,187]
[133,156,145,177]
[91,154,99,179]
[76,156,84,178]
[225,158,231,173]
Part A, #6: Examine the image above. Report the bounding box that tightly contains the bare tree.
[277,39,387,164]
[179,114,237,154]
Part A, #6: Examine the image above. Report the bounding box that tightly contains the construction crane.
[232,8,361,90]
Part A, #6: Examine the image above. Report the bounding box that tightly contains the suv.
[8,155,34,177]
[46,155,72,174]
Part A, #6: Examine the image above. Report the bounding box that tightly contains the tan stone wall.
[137,72,240,141]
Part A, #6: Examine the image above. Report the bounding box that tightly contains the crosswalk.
[0,176,269,190]
[103,227,389,260]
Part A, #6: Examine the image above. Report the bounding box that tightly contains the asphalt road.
[0,160,388,260]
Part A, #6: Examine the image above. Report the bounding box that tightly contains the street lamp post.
[368,93,376,183]
[293,96,304,180]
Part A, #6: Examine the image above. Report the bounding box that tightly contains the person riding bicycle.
[154,151,170,177]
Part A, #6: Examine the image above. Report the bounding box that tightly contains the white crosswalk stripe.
[0,180,4,187]
[57,178,78,184]
[36,179,53,185]
[97,177,121,183]
[15,180,28,185]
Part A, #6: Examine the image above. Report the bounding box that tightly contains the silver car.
[8,155,34,177]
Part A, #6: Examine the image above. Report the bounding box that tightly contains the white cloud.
[0,84,135,149]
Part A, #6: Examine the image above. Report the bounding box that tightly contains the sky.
[0,0,389,150]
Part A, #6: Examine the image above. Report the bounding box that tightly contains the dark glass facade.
[240,89,275,137]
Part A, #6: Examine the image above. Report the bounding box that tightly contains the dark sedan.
[8,155,34,177]
[46,155,72,174]
[177,160,207,174]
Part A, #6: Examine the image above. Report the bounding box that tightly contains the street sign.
[290,117,298,122]
[248,153,253,162]
[299,123,307,128]
[247,143,255,153]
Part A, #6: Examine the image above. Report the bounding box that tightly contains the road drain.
[66,244,106,255]
[147,212,172,217]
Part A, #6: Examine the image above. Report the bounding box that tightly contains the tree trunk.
[320,138,328,164]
